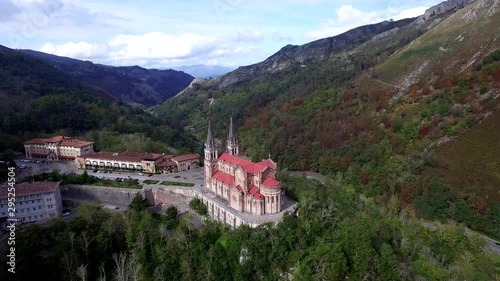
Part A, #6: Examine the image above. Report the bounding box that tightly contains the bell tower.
[204,121,218,192]
[227,117,239,156]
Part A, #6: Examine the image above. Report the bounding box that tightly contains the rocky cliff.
[214,18,415,88]
[420,0,476,21]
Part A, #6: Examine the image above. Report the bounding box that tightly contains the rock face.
[217,18,415,88]
[420,0,476,21]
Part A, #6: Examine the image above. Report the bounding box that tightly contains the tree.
[189,198,207,215]
[164,206,179,229]
[377,243,398,281]
[81,170,89,182]
[2,149,15,162]
[129,193,149,212]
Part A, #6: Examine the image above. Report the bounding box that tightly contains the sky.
[0,0,444,69]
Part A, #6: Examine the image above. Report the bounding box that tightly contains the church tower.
[204,121,218,192]
[227,117,239,156]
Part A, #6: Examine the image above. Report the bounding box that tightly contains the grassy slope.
[426,108,500,202]
[370,0,500,88]
[360,0,500,203]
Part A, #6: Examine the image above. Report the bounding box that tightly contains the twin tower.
[204,118,239,160]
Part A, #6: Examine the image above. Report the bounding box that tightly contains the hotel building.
[0,182,63,223]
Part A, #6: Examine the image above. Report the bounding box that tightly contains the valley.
[0,0,499,280]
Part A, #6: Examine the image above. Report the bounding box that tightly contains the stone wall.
[61,185,196,207]
[61,185,146,206]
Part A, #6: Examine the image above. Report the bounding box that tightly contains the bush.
[189,198,207,215]
[129,193,149,212]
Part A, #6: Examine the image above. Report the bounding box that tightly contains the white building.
[76,151,163,173]
[0,182,63,223]
[24,135,94,161]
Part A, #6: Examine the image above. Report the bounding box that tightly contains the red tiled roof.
[157,161,176,167]
[254,192,264,200]
[258,159,276,169]
[263,177,281,187]
[248,186,259,195]
[172,154,200,162]
[142,153,163,161]
[218,153,274,174]
[161,155,175,161]
[236,185,244,192]
[24,138,46,145]
[59,139,94,148]
[46,135,66,143]
[0,182,60,198]
[24,136,94,148]
[213,171,234,186]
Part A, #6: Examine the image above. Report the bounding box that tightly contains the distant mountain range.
[13,48,195,106]
[172,64,235,78]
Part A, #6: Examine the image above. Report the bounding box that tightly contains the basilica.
[204,119,285,215]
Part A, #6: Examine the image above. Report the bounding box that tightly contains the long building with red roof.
[24,135,94,161]
[204,119,284,215]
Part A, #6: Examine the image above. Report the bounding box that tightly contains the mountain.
[172,64,235,78]
[16,49,194,106]
[0,47,195,153]
[197,18,416,89]
[158,0,500,239]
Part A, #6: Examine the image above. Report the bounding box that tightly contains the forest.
[0,49,196,154]
[0,175,498,281]
[159,43,500,242]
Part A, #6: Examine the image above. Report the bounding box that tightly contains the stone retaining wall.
[61,185,145,206]
[61,185,196,207]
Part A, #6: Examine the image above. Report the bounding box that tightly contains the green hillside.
[159,0,500,239]
[0,49,195,154]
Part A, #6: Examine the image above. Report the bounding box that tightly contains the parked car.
[138,173,144,176]
[147,173,153,177]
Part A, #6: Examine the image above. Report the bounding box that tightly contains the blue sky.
[0,0,443,69]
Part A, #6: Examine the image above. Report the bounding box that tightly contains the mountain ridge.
[8,47,195,106]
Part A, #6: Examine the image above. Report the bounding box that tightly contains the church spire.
[227,117,239,156]
[205,120,218,161]
[206,120,216,149]
[228,117,236,143]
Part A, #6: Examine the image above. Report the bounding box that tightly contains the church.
[204,119,285,215]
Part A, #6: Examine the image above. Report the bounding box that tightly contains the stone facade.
[172,154,200,171]
[203,119,285,216]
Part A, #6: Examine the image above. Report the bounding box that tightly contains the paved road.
[420,221,500,255]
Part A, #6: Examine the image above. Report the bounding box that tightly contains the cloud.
[390,7,428,20]
[37,32,260,68]
[108,32,220,60]
[39,41,108,59]
[0,0,21,22]
[232,28,264,42]
[303,5,382,40]
[303,4,429,41]
[271,31,293,42]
